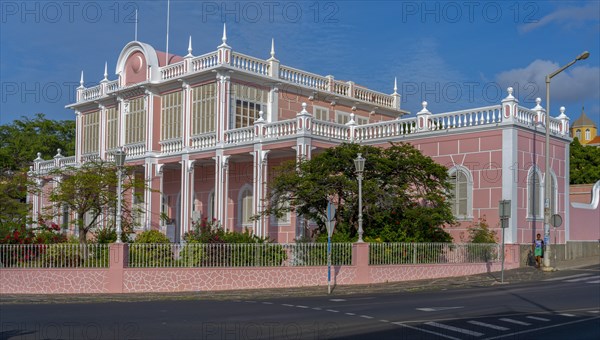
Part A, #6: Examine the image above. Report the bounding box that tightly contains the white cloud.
[519,2,600,33]
[495,59,600,103]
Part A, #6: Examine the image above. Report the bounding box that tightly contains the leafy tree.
[0,114,75,174]
[32,160,146,244]
[263,143,455,242]
[570,137,600,184]
[0,114,75,225]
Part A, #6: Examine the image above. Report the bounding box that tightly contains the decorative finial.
[257,110,264,122]
[536,97,541,106]
[35,152,42,161]
[103,62,108,81]
[418,101,430,114]
[270,38,275,59]
[507,87,514,98]
[302,102,307,110]
[393,77,398,93]
[558,106,568,119]
[79,71,84,88]
[186,35,193,57]
[222,23,227,45]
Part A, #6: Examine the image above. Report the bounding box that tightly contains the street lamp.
[113,147,127,243]
[354,153,365,243]
[543,51,589,269]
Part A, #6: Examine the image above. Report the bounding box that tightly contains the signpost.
[550,214,562,269]
[326,201,336,295]
[498,200,511,283]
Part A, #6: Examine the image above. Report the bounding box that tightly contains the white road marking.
[566,276,600,282]
[393,322,462,340]
[588,311,600,314]
[417,306,464,312]
[329,298,347,302]
[244,301,256,303]
[483,316,600,340]
[282,304,294,307]
[379,319,390,323]
[586,279,600,283]
[261,302,273,305]
[345,312,356,316]
[425,321,484,337]
[360,315,374,319]
[467,320,510,331]
[296,305,309,309]
[559,313,575,317]
[526,316,550,321]
[543,273,592,281]
[312,307,322,311]
[499,318,531,326]
[326,309,339,313]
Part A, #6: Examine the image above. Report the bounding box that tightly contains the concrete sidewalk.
[1,256,598,305]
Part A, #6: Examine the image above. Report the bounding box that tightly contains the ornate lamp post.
[543,51,589,269]
[354,153,365,243]
[113,147,127,243]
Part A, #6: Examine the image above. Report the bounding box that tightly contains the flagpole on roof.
[165,0,170,66]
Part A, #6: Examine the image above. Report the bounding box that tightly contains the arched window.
[207,191,215,221]
[271,192,291,225]
[585,129,591,141]
[448,166,472,219]
[527,167,543,219]
[576,129,581,139]
[238,185,253,225]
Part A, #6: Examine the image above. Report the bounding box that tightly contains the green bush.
[129,230,174,267]
[466,217,498,262]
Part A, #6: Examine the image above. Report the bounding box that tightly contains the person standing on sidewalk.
[533,233,544,268]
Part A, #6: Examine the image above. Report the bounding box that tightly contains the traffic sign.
[550,214,563,228]
[326,201,336,238]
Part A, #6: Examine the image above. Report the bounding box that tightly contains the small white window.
[576,129,581,139]
[313,106,329,121]
[585,129,591,141]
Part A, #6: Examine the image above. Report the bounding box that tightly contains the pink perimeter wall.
[0,244,520,295]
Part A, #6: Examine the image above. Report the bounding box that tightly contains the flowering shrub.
[0,221,66,245]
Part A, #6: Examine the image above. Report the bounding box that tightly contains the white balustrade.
[38,160,56,173]
[430,105,501,130]
[354,87,395,109]
[191,52,219,71]
[190,133,217,149]
[81,153,100,163]
[355,118,417,141]
[225,127,255,144]
[124,143,146,157]
[81,85,102,101]
[312,120,350,140]
[333,81,350,96]
[231,52,270,75]
[264,119,297,139]
[279,66,329,90]
[160,138,184,154]
[160,61,187,80]
[59,156,77,167]
[106,80,119,93]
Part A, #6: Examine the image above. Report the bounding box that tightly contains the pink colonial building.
[31,27,576,245]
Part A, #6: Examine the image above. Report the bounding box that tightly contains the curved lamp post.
[113,147,127,243]
[543,51,589,269]
[354,153,365,243]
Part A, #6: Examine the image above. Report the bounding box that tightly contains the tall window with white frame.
[585,129,591,141]
[576,129,581,139]
[239,186,253,226]
[192,83,216,134]
[448,167,470,219]
[335,111,369,125]
[82,110,100,155]
[231,83,267,128]
[125,97,146,145]
[105,107,118,151]
[527,168,542,219]
[161,91,182,141]
[313,106,329,121]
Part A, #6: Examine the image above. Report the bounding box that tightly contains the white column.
[180,158,195,237]
[99,105,106,159]
[216,72,231,143]
[117,97,126,147]
[252,149,269,237]
[75,111,82,162]
[182,82,191,150]
[144,90,153,153]
[501,88,519,244]
[213,152,230,229]
[143,161,153,230]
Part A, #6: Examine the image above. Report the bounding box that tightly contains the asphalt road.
[1,265,599,340]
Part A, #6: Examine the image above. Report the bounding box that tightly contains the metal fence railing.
[369,243,500,265]
[127,243,353,268]
[1,242,499,269]
[0,244,110,268]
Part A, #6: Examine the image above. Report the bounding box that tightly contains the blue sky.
[1,1,599,127]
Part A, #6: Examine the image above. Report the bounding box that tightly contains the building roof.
[572,108,597,128]
[587,135,600,146]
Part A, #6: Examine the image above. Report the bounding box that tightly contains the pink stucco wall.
[0,244,520,294]
[569,182,600,241]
